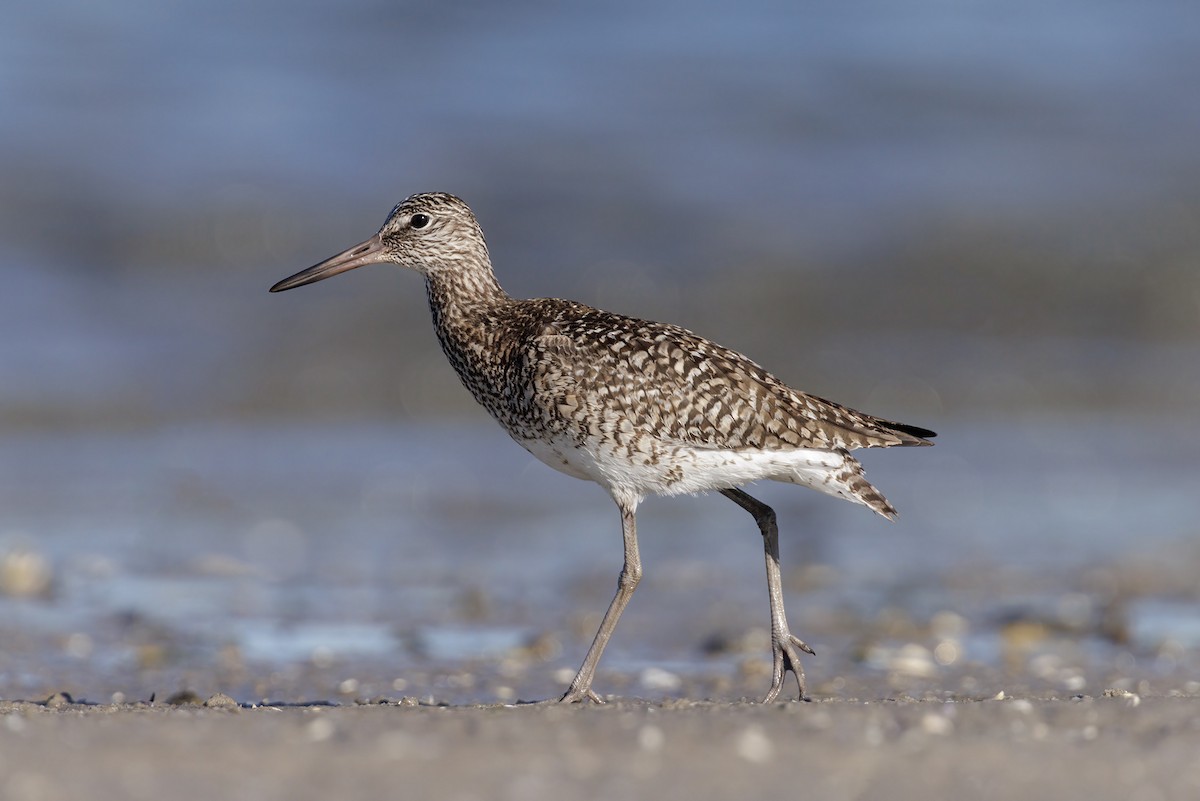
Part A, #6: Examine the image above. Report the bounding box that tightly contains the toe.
[558,686,606,704]
[790,634,816,656]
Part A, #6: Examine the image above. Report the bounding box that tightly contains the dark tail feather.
[893,422,936,440]
[880,420,937,446]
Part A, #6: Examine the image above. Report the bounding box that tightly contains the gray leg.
[558,502,642,703]
[720,488,813,702]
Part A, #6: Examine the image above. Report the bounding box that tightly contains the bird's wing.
[522,305,933,452]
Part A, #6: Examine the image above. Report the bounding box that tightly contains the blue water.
[4,1,1199,272]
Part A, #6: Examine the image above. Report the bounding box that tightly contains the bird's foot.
[556,685,605,704]
[761,630,814,703]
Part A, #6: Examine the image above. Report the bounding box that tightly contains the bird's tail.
[840,463,898,520]
[778,448,898,520]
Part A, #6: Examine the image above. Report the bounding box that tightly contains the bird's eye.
[410,213,431,229]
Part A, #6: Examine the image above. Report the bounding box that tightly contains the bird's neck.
[424,260,513,362]
[424,257,510,316]
[423,262,520,416]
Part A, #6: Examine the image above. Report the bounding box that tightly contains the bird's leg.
[557,502,642,703]
[720,488,813,702]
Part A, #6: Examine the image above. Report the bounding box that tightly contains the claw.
[791,634,816,656]
[762,629,811,702]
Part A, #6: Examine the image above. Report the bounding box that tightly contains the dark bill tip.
[269,235,386,293]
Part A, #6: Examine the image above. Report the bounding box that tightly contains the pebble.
[1102,688,1141,707]
[640,667,682,692]
[886,643,938,678]
[204,693,240,709]
[638,724,665,753]
[306,717,336,743]
[921,712,954,736]
[0,547,54,598]
[734,725,774,764]
[44,692,74,710]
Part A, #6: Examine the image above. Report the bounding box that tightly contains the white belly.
[515,430,854,505]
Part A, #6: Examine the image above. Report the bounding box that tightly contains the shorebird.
[271,192,935,703]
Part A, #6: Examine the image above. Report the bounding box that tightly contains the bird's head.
[270,192,490,292]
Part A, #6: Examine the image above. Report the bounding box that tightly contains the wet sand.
[2,691,1198,801]
[4,420,1200,799]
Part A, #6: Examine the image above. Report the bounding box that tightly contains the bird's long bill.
[269,234,386,292]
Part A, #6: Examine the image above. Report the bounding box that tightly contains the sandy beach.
[3,692,1199,801]
[4,419,1200,800]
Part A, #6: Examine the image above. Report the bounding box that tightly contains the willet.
[271,192,935,703]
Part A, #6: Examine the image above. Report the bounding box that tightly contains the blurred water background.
[1,1,1198,704]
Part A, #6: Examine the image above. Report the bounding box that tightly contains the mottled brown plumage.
[271,191,935,703]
